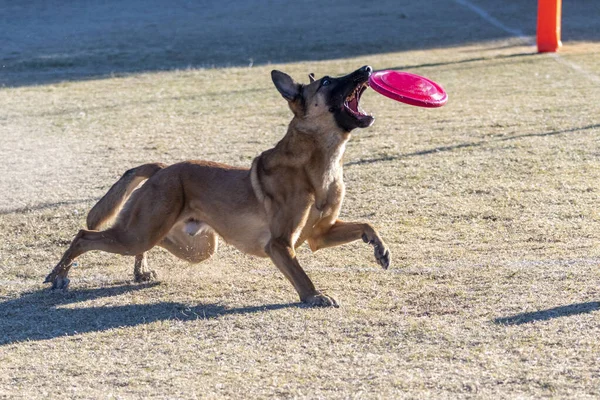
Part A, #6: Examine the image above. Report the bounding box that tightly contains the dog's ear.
[308,73,315,83]
[271,70,301,101]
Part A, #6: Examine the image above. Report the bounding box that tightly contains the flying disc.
[368,70,448,108]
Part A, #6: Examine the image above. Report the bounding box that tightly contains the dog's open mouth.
[343,82,373,125]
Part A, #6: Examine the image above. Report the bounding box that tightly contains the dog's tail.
[86,163,167,230]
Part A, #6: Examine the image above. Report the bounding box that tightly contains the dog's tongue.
[348,97,369,118]
[348,97,359,113]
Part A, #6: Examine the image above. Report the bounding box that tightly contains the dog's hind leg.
[45,189,182,289]
[44,227,164,290]
[133,226,218,284]
[134,253,157,283]
[131,223,219,283]
[45,167,186,289]
[44,229,86,290]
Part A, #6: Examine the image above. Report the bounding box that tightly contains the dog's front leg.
[308,220,391,269]
[265,237,338,307]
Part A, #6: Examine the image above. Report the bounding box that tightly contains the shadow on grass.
[0,283,301,345]
[3,0,533,87]
[345,123,600,167]
[494,302,600,325]
[388,51,538,71]
[4,1,599,87]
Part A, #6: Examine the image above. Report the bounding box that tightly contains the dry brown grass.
[2,23,600,400]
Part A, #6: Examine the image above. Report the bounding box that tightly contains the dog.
[44,65,390,307]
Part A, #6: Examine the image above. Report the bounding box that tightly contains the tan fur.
[86,163,167,230]
[45,67,390,307]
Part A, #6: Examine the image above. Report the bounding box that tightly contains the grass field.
[1,1,600,398]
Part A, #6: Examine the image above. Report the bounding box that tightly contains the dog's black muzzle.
[329,66,374,131]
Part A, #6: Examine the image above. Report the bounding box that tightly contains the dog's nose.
[361,65,373,74]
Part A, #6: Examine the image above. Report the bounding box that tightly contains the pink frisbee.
[368,70,448,108]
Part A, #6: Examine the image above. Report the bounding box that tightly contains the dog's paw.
[303,292,339,308]
[45,274,70,291]
[375,245,391,269]
[134,270,158,283]
[362,234,391,269]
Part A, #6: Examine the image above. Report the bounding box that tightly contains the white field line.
[453,0,600,84]
[453,0,531,42]
[549,52,600,83]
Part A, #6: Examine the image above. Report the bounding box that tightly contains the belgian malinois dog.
[44,65,390,307]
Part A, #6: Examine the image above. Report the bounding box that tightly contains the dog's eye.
[322,78,331,86]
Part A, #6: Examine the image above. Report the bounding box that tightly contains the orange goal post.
[537,0,562,52]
